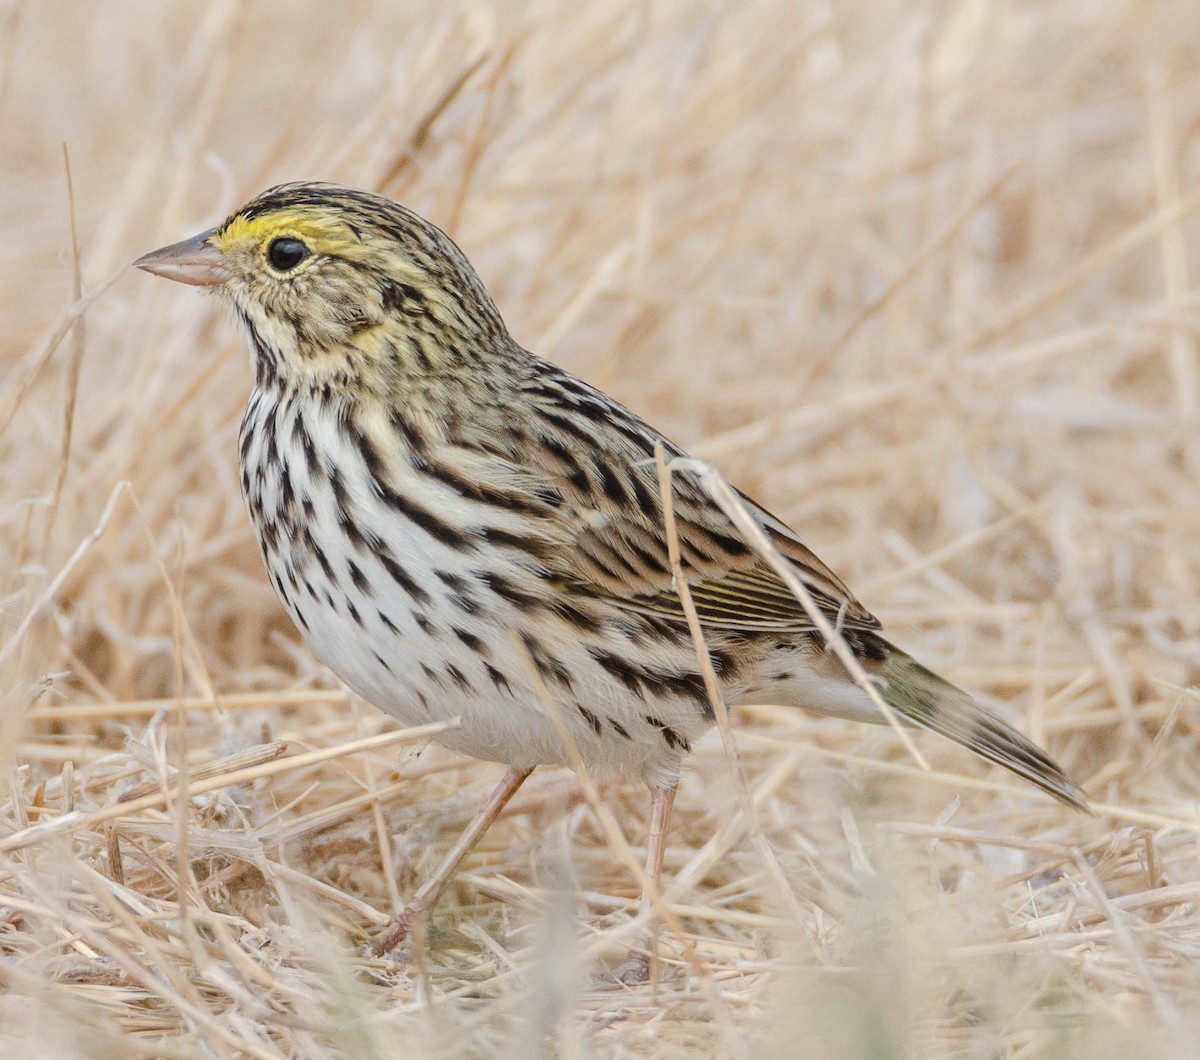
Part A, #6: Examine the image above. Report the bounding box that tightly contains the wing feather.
[469,361,883,636]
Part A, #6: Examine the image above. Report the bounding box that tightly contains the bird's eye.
[266,236,310,273]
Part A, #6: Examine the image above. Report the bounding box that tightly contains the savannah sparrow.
[135,183,1086,959]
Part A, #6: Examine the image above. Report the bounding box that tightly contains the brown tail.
[874,642,1089,811]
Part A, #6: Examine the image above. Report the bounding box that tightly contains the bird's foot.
[605,952,652,985]
[594,948,675,987]
[369,908,423,957]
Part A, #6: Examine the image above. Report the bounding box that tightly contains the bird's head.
[135,182,510,391]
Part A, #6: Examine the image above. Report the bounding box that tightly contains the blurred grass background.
[2,1,1199,1055]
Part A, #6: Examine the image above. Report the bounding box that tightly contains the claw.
[370,910,418,956]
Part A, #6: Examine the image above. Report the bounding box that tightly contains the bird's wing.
[516,367,880,634]
[564,467,881,632]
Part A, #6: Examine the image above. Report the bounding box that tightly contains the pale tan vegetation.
[2,1,1199,1056]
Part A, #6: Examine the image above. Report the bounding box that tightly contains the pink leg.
[610,782,678,984]
[640,783,677,915]
[372,766,533,955]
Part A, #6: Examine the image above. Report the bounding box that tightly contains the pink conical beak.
[133,227,225,286]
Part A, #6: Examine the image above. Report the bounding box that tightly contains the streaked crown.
[140,182,512,390]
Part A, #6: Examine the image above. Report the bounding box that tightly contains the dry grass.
[2,0,1200,1055]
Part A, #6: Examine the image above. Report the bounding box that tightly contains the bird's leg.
[640,783,677,917]
[371,765,533,956]
[611,782,678,984]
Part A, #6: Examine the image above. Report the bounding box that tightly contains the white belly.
[239,390,714,785]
